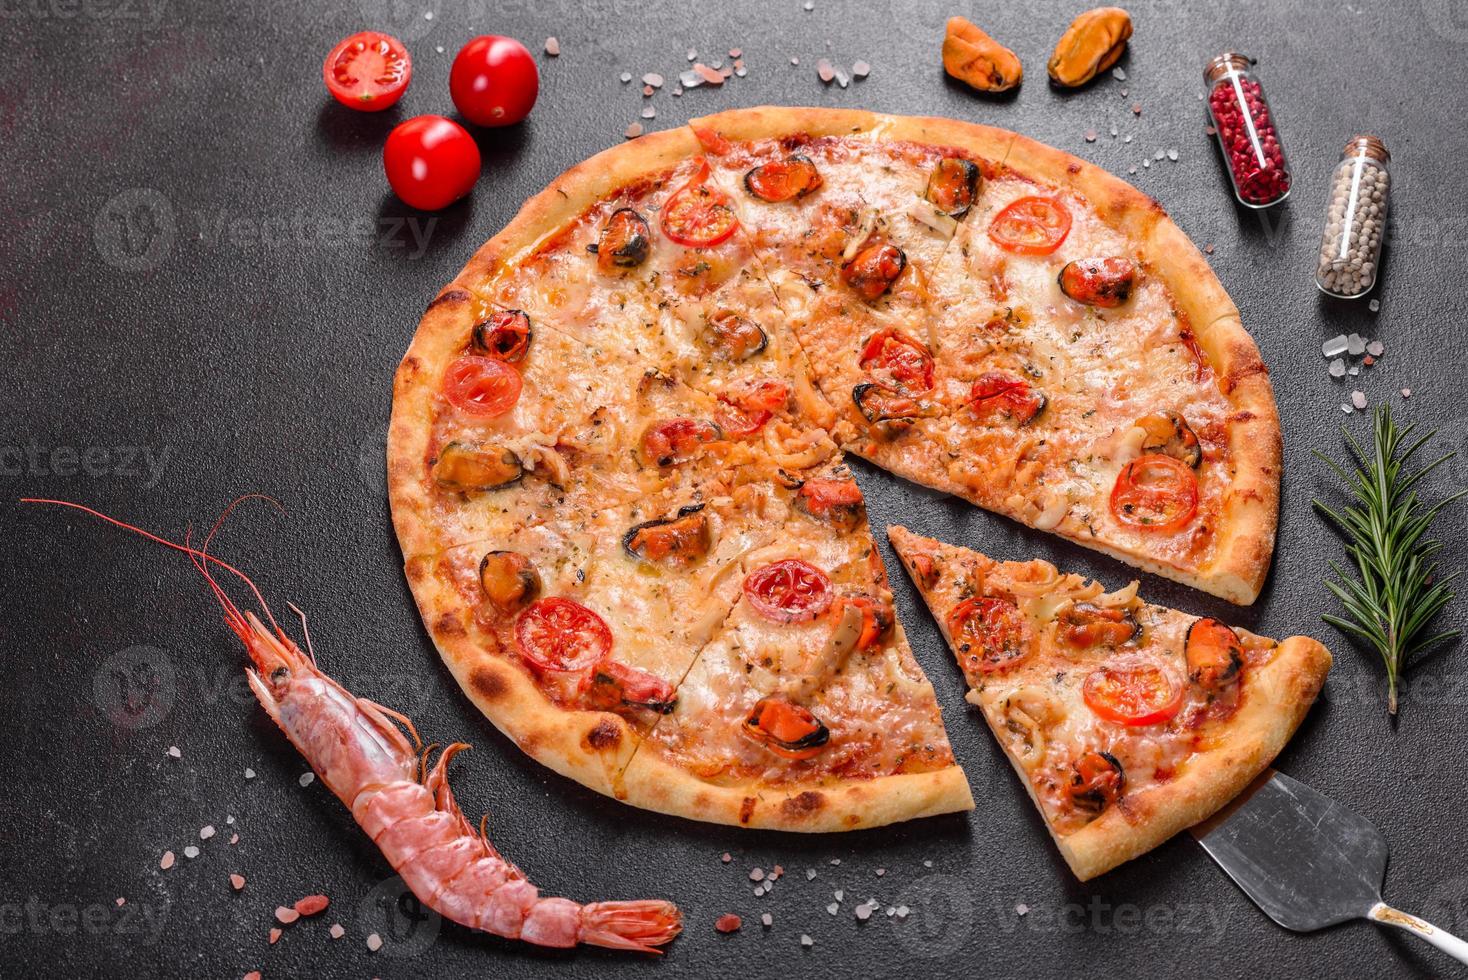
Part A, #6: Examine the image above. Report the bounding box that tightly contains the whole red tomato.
[449,35,539,127]
[382,115,481,211]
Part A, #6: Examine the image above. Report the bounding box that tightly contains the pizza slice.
[620,464,972,831]
[887,525,1330,879]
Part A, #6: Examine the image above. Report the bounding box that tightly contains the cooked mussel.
[471,309,533,362]
[1065,750,1124,816]
[925,158,982,219]
[1057,602,1140,648]
[478,550,541,612]
[1185,617,1244,690]
[852,382,923,427]
[794,477,865,531]
[590,207,651,272]
[842,241,907,301]
[1136,411,1202,468]
[1058,256,1136,307]
[431,442,523,491]
[743,697,830,760]
[622,504,712,566]
[744,155,823,202]
[703,310,768,361]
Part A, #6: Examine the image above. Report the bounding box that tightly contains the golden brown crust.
[1056,635,1330,880]
[887,525,1331,879]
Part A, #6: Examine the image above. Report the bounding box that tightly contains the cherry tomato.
[947,597,1030,674]
[988,196,1072,255]
[1083,654,1184,726]
[743,155,823,202]
[323,31,412,112]
[842,241,907,300]
[383,115,482,211]
[639,417,722,466]
[715,379,789,437]
[1064,751,1125,815]
[968,372,1046,425]
[661,162,739,247]
[514,597,612,673]
[744,559,834,624]
[1109,454,1199,531]
[1185,618,1245,690]
[472,309,532,362]
[443,355,522,418]
[449,35,539,127]
[743,697,829,759]
[859,329,934,392]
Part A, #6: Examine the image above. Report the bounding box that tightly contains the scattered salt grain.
[1364,355,1376,366]
[772,865,784,879]
[695,63,724,85]
[1369,298,1381,312]
[115,898,125,907]
[1016,903,1030,916]
[543,37,559,57]
[642,85,654,96]
[853,60,871,78]
[826,902,839,915]
[750,868,766,881]
[1351,391,1368,409]
[1132,103,1142,115]
[806,868,817,880]
[1167,148,1179,161]
[641,106,656,119]
[687,48,698,61]
[1346,333,1366,356]
[275,906,300,925]
[761,912,773,927]
[160,851,175,870]
[298,772,315,788]
[643,73,664,88]
[1109,124,1119,137]
[680,69,703,89]
[229,834,239,845]
[896,905,911,918]
[875,868,886,877]
[225,816,235,825]
[673,86,683,96]
[1084,130,1098,143]
[184,846,200,859]
[295,895,329,917]
[1143,160,1151,169]
[244,768,255,780]
[817,59,835,83]
[1121,88,1128,97]
[435,45,444,54]
[835,67,850,88]
[803,0,814,9]
[830,858,841,866]
[1366,339,1384,357]
[268,927,281,945]
[1128,166,1137,174]
[230,873,245,891]
[721,852,733,863]
[834,889,844,901]
[1123,134,1133,143]
[1348,366,1360,376]
[923,860,933,868]
[423,11,432,20]
[366,933,383,952]
[855,904,873,921]
[1112,66,1127,81]
[715,913,742,933]
[1342,403,1354,414]
[1402,388,1412,398]
[801,934,815,947]
[1205,243,1215,254]
[620,71,632,83]
[167,745,181,758]
[1322,334,1350,358]
[736,66,748,78]
[791,57,800,66]
[885,906,896,917]
[329,923,345,939]
[730,48,743,58]
[625,123,644,139]
[200,825,216,840]
[1328,358,1346,378]
[1154,149,1165,161]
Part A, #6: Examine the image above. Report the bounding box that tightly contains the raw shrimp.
[24,499,682,954]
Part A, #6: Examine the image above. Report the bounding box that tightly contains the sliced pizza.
[887,525,1330,879]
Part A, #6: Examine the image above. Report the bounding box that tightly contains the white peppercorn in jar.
[1315,135,1390,298]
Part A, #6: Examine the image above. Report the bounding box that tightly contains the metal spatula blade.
[1191,770,1468,966]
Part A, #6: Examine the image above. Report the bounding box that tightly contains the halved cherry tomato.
[383,115,482,211]
[1064,751,1125,815]
[842,241,907,300]
[593,208,651,273]
[744,155,823,202]
[514,597,612,673]
[1058,257,1136,307]
[323,31,412,112]
[743,697,829,759]
[662,162,738,247]
[837,594,895,650]
[639,418,722,466]
[744,559,834,624]
[947,597,1031,674]
[988,196,1072,255]
[925,157,981,219]
[859,329,935,393]
[472,309,533,362]
[715,379,790,437]
[449,35,539,127]
[583,659,676,713]
[968,372,1046,425]
[443,355,522,418]
[1109,454,1200,531]
[795,477,864,530]
[1185,618,1244,690]
[1083,654,1184,726]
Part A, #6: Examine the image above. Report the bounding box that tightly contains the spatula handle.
[1369,902,1468,966]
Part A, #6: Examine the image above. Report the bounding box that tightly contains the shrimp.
[23,498,682,954]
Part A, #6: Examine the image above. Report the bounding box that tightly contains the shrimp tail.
[578,901,684,953]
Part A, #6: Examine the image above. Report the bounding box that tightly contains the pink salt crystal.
[625,123,644,139]
[543,37,559,57]
[160,851,175,870]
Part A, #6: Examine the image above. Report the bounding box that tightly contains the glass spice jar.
[1204,53,1291,207]
[1315,135,1391,298]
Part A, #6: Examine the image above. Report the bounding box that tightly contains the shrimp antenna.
[19,497,283,634]
[287,602,319,666]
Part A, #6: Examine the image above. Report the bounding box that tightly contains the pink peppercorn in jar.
[1205,53,1291,207]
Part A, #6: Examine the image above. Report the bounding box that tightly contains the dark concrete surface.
[4,0,1467,976]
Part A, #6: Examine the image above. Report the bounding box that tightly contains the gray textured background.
[4,0,1468,976]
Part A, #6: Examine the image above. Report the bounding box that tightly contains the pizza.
[887,526,1331,879]
[388,107,1284,832]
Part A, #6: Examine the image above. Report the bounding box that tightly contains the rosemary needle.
[1312,404,1465,717]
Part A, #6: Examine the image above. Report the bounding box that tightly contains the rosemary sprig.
[1312,404,1465,716]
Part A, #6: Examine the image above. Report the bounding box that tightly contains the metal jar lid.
[1204,52,1252,83]
[1345,134,1391,163]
